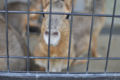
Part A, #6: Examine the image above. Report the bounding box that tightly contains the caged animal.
[24,0,43,34]
[7,0,43,71]
[72,0,105,63]
[33,0,76,72]
[0,15,26,71]
[7,0,42,38]
[33,0,105,72]
[7,2,27,37]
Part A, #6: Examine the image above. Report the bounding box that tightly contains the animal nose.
[45,31,49,35]
[53,32,58,36]
[45,31,59,36]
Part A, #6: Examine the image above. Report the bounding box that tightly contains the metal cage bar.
[104,0,117,72]
[47,0,52,73]
[67,0,74,73]
[1,56,120,60]
[0,0,120,79]
[26,0,30,72]
[4,0,10,72]
[86,0,96,73]
[1,72,120,80]
[0,10,120,17]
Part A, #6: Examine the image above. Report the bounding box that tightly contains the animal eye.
[45,31,49,35]
[66,15,70,19]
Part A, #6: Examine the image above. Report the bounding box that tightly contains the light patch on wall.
[74,0,85,12]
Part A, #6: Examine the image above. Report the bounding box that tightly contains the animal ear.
[41,0,50,11]
[64,0,76,12]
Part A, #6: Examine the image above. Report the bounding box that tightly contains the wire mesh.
[0,0,120,79]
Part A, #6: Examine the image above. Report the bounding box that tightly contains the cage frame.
[0,0,120,79]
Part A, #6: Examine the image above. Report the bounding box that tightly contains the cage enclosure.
[0,0,120,80]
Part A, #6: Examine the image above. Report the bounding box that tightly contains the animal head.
[24,8,42,36]
[34,0,76,72]
[24,0,42,35]
[41,0,75,46]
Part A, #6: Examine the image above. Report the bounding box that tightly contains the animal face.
[43,15,68,46]
[33,0,75,72]
[41,0,73,46]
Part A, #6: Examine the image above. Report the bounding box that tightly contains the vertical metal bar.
[104,0,117,72]
[47,0,52,73]
[67,0,74,73]
[26,0,30,72]
[86,0,96,73]
[4,0,10,72]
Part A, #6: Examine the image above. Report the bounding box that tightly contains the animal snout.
[53,32,58,36]
[45,31,49,35]
[45,31,59,36]
[44,30,61,46]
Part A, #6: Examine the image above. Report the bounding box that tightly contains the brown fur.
[33,0,75,72]
[34,18,75,72]
[7,1,43,71]
[34,19,74,57]
[24,0,42,32]
[0,15,26,71]
[7,2,27,37]
[6,0,105,71]
[7,1,42,37]
[33,0,105,72]
[71,0,105,65]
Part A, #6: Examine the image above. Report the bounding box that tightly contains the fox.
[33,0,105,72]
[72,0,105,60]
[7,0,42,38]
[6,0,105,72]
[7,0,42,71]
[0,15,26,71]
[33,0,76,72]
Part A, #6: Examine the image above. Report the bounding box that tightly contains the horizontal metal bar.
[0,56,120,60]
[0,72,120,79]
[1,71,120,74]
[0,10,120,18]
[101,26,120,35]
